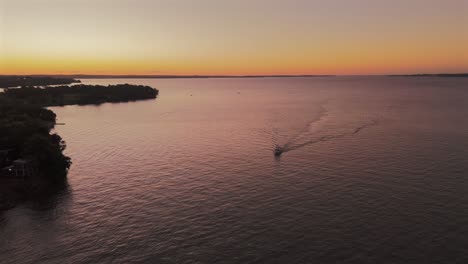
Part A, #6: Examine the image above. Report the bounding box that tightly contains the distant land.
[388,73,468,78]
[0,74,335,80]
[0,76,80,88]
[3,84,159,107]
[1,74,467,82]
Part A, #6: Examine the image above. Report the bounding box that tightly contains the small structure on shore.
[2,159,35,179]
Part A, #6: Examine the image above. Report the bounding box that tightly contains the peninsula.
[3,84,159,106]
[0,77,159,210]
[0,76,80,88]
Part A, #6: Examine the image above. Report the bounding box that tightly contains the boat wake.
[280,119,379,154]
[272,101,382,156]
[284,105,329,146]
[271,101,329,155]
[271,98,388,156]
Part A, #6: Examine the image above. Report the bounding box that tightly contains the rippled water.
[1,77,468,263]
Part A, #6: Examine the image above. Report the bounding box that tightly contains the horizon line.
[1,73,468,79]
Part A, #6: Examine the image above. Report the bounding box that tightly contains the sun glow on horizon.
[1,0,467,75]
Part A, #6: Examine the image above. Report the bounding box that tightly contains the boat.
[274,146,283,156]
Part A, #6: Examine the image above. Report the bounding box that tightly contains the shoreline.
[0,80,159,211]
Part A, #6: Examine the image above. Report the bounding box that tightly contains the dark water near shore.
[1,77,468,263]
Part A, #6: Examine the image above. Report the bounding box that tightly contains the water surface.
[1,77,468,263]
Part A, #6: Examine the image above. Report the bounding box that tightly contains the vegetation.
[0,98,71,183]
[0,79,159,209]
[3,84,159,106]
[0,76,80,88]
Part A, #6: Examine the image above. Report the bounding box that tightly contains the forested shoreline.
[3,84,159,106]
[0,76,80,88]
[0,78,159,210]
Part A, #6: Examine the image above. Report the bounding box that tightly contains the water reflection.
[27,182,73,212]
[0,182,72,228]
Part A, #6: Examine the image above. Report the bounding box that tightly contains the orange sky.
[1,0,467,75]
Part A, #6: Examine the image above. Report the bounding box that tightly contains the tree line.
[3,84,159,106]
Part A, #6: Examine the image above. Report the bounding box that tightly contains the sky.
[0,0,467,75]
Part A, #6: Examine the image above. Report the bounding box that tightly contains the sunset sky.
[1,0,467,75]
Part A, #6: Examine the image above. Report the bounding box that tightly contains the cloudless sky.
[1,0,467,75]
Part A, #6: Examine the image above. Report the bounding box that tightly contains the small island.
[0,78,159,210]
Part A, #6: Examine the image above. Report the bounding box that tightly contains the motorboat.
[274,146,283,157]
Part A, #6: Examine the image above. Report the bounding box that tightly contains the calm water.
[1,77,468,263]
